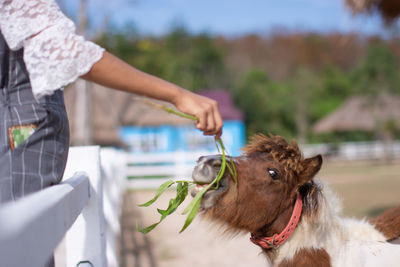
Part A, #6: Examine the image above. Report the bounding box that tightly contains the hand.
[172,89,223,139]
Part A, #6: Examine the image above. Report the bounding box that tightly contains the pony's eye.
[267,168,280,180]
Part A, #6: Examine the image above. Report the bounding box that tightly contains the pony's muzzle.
[192,155,223,184]
[191,155,232,210]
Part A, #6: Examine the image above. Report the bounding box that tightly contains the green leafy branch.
[136,99,237,233]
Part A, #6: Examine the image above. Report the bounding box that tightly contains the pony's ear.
[298,155,322,185]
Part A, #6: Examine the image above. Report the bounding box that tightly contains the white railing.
[126,150,216,189]
[302,140,400,160]
[0,146,126,267]
[0,173,90,267]
[127,140,400,189]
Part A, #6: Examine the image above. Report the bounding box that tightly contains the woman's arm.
[0,0,222,137]
[81,51,223,138]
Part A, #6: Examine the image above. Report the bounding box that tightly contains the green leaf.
[137,221,161,234]
[179,143,228,232]
[135,104,239,234]
[182,182,213,215]
[157,181,189,217]
[137,181,191,234]
[137,138,237,234]
[214,139,226,189]
[138,180,175,207]
[180,196,201,233]
[134,101,238,234]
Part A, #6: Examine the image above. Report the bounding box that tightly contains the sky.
[61,0,390,36]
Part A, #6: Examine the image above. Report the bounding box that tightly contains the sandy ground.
[122,190,270,267]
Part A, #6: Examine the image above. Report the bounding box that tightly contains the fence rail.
[302,140,400,160]
[126,150,215,188]
[0,173,90,267]
[0,146,126,267]
[127,140,400,189]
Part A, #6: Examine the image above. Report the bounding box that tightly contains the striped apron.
[0,31,70,204]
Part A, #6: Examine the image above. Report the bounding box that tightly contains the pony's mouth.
[191,155,230,210]
[191,183,210,195]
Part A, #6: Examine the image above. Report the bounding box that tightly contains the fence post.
[101,148,127,267]
[63,146,107,267]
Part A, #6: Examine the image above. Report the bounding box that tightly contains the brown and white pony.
[191,134,400,267]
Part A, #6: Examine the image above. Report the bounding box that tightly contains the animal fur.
[370,205,400,241]
[193,134,400,267]
[275,181,400,267]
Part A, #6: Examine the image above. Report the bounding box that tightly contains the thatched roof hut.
[345,0,400,21]
[313,93,400,133]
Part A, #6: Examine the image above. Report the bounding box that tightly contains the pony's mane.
[299,181,322,219]
[242,134,304,175]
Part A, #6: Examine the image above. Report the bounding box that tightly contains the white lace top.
[0,0,105,99]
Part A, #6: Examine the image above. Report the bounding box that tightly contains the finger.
[195,111,207,131]
[202,130,215,136]
[206,101,223,137]
[212,103,224,135]
[214,129,223,140]
[206,109,216,132]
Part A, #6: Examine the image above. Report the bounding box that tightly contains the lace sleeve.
[0,0,105,99]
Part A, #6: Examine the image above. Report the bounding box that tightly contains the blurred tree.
[234,69,295,139]
[351,39,400,95]
[97,26,226,92]
[310,65,352,123]
[217,32,365,81]
[291,68,321,144]
[307,65,352,143]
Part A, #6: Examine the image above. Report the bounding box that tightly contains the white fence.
[302,140,400,160]
[126,150,216,189]
[0,173,90,267]
[0,146,126,267]
[127,141,400,188]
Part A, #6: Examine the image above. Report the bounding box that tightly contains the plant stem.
[136,98,237,233]
[136,97,199,121]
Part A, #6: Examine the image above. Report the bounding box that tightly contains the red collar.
[250,192,303,250]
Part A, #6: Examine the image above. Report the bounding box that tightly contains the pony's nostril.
[192,163,216,184]
[198,155,223,167]
[201,164,211,177]
[193,155,224,183]
[197,156,206,163]
[211,158,222,168]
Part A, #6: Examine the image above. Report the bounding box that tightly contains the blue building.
[119,89,245,156]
